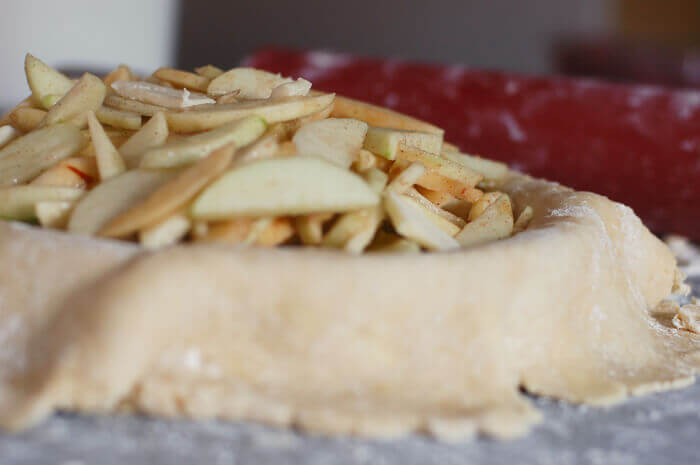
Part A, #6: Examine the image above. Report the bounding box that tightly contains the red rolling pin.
[246,48,700,239]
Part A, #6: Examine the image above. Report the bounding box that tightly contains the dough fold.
[0,173,697,440]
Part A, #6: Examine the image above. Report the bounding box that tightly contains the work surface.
[1,285,698,465]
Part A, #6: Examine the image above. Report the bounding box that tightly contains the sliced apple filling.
[0,54,533,252]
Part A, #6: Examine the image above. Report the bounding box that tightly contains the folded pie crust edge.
[0,172,697,440]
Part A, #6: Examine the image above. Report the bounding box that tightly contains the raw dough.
[0,173,697,440]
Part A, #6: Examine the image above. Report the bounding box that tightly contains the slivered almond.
[153,68,210,92]
[111,80,215,109]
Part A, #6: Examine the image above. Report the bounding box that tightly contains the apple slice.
[24,54,74,110]
[0,124,85,187]
[321,209,373,248]
[202,218,254,244]
[369,230,421,254]
[441,151,509,185]
[415,171,483,202]
[140,116,266,168]
[95,106,141,130]
[256,218,295,246]
[68,169,177,235]
[207,68,292,98]
[363,127,443,160]
[42,73,107,128]
[400,195,460,236]
[396,144,483,188]
[383,192,459,251]
[513,205,534,233]
[103,95,170,117]
[403,187,465,228]
[103,65,138,88]
[31,162,87,188]
[9,107,46,132]
[292,118,368,168]
[153,68,210,92]
[164,93,335,133]
[100,144,235,238]
[0,125,20,149]
[270,78,312,99]
[0,186,83,221]
[414,186,454,207]
[468,192,501,221]
[118,111,169,168]
[385,162,426,195]
[279,102,334,137]
[86,111,126,180]
[295,213,334,245]
[111,81,215,109]
[231,132,280,167]
[138,213,191,250]
[455,193,514,248]
[195,65,224,80]
[344,206,384,253]
[330,95,444,136]
[35,201,75,228]
[191,157,380,220]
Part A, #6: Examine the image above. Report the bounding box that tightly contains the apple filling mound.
[0,55,532,252]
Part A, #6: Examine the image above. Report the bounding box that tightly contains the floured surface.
[0,173,698,442]
[1,352,699,465]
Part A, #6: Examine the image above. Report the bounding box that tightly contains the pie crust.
[0,171,697,440]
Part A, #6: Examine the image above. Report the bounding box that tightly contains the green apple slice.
[400,195,460,237]
[118,112,169,168]
[68,169,176,235]
[24,54,74,110]
[330,95,444,136]
[100,144,235,238]
[0,186,83,221]
[441,151,508,184]
[0,124,85,187]
[111,80,214,109]
[207,67,292,98]
[191,157,380,220]
[403,187,465,228]
[140,116,266,168]
[292,118,368,168]
[397,144,483,187]
[384,192,459,251]
[455,193,514,248]
[0,125,20,149]
[363,127,443,160]
[385,162,426,195]
[35,200,75,228]
[86,111,126,180]
[95,106,141,130]
[164,93,335,133]
[42,73,107,128]
[103,95,170,116]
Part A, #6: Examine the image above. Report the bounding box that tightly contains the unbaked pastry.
[0,57,697,441]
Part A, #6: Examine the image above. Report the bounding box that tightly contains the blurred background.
[2,0,700,109]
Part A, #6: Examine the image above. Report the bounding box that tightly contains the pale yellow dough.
[0,172,697,440]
